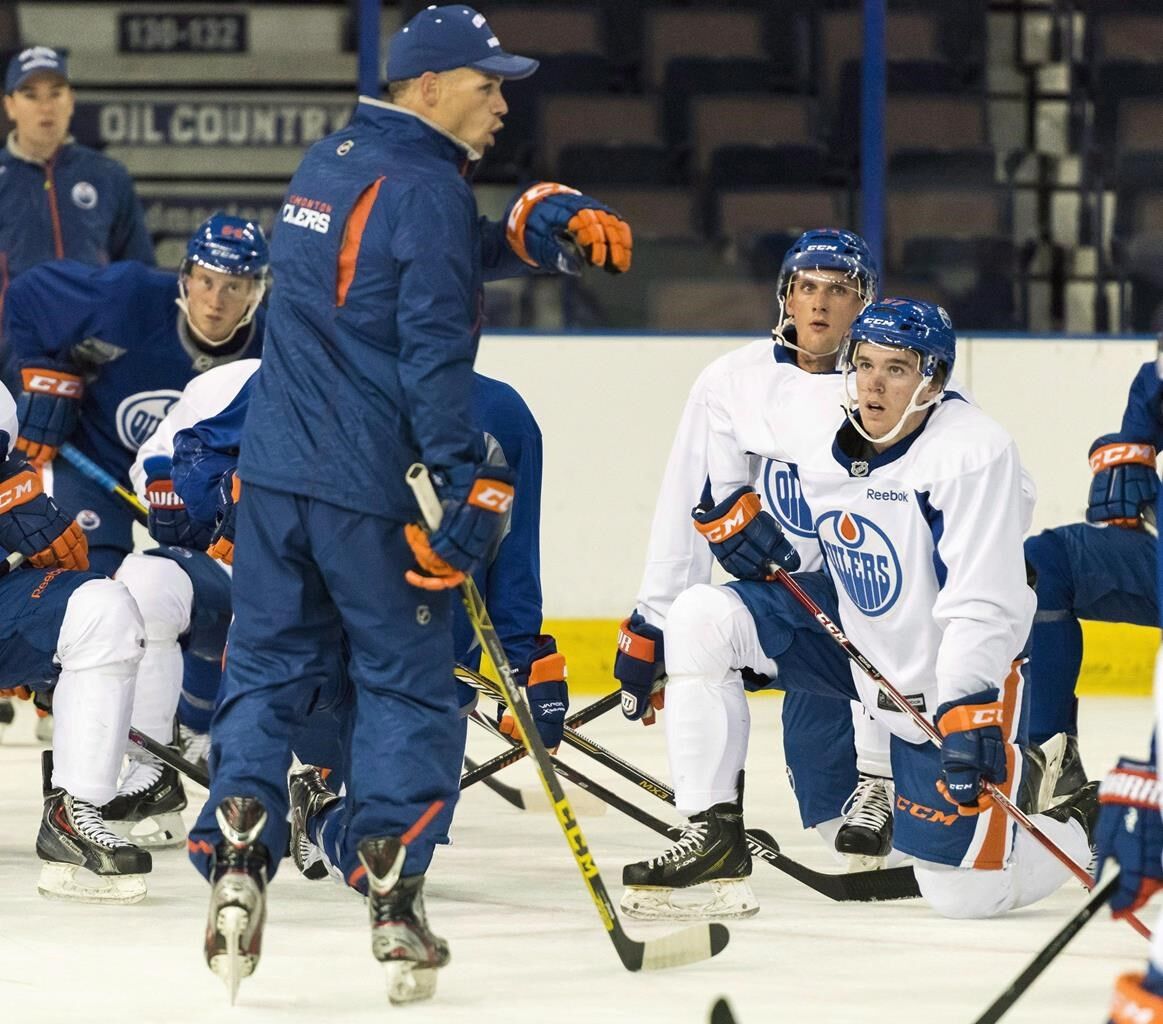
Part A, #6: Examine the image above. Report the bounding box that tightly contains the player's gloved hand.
[691,485,801,581]
[143,456,214,549]
[1095,758,1163,918]
[0,686,32,700]
[207,469,241,565]
[1110,972,1163,1024]
[505,182,632,276]
[498,636,569,751]
[405,463,516,589]
[0,454,89,570]
[1087,433,1158,528]
[935,688,1009,815]
[615,612,667,725]
[15,365,84,469]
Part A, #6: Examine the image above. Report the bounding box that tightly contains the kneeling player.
[0,384,149,902]
[621,300,1096,921]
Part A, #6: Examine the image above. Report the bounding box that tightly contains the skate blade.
[384,962,439,1005]
[1036,733,1068,812]
[210,906,256,1005]
[106,812,187,848]
[844,853,888,873]
[37,862,147,905]
[620,879,759,922]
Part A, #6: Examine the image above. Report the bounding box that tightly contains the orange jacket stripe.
[336,176,385,308]
[971,660,1023,870]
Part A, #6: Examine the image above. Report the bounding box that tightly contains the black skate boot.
[1053,735,1088,800]
[835,774,894,869]
[102,757,188,848]
[36,750,152,904]
[288,764,340,881]
[621,782,756,921]
[359,836,450,1006]
[204,797,270,1005]
[1042,779,1101,845]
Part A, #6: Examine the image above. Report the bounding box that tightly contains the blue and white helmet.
[177,214,270,347]
[841,298,956,445]
[773,228,879,353]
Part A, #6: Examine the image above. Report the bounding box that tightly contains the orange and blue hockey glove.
[1087,433,1158,528]
[498,636,568,752]
[0,452,88,570]
[692,485,800,581]
[505,182,632,276]
[935,688,1009,815]
[15,364,83,468]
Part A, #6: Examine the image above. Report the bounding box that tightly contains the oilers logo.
[816,510,902,617]
[116,390,181,451]
[762,459,815,538]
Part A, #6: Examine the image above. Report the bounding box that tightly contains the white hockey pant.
[51,578,145,806]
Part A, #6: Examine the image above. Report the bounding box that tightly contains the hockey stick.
[971,873,1120,1024]
[58,443,149,522]
[407,464,729,971]
[458,688,621,790]
[710,998,739,1024]
[464,753,528,808]
[458,662,920,901]
[128,725,210,788]
[768,566,1152,938]
[0,551,23,578]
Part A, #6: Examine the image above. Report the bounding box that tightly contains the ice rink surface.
[0,694,1150,1024]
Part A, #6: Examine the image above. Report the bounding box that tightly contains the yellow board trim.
[529,619,1159,697]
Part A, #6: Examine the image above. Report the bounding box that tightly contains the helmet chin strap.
[175,275,266,349]
[841,357,944,448]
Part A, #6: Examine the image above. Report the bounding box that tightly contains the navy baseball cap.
[386,5,538,82]
[5,46,69,93]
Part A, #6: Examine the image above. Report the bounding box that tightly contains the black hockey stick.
[58,443,149,522]
[710,998,739,1024]
[458,688,621,790]
[408,465,729,971]
[971,874,1120,1024]
[460,662,920,902]
[768,566,1152,938]
[128,725,210,788]
[464,753,528,808]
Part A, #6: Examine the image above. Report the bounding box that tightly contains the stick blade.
[616,921,730,972]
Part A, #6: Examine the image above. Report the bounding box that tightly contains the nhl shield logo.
[115,390,182,451]
[762,459,815,538]
[816,510,902,617]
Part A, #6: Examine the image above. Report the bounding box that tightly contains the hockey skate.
[288,764,340,881]
[835,774,894,871]
[37,755,152,905]
[204,797,270,1005]
[1018,733,1070,814]
[102,756,188,848]
[1042,779,1101,844]
[178,724,211,776]
[1052,734,1088,800]
[621,789,758,922]
[358,836,450,1006]
[34,709,53,744]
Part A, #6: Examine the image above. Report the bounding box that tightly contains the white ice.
[0,694,1148,1024]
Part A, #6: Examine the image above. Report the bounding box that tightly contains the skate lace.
[72,798,134,848]
[651,821,709,867]
[180,726,211,765]
[117,758,163,798]
[840,776,892,830]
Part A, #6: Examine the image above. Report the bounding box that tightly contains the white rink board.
[0,696,1147,1024]
[474,333,1156,618]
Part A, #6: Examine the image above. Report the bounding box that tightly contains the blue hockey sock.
[1025,531,1082,744]
[1145,963,1163,996]
[177,651,222,733]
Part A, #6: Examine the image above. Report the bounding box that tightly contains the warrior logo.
[116,390,181,451]
[816,510,902,617]
[762,459,815,538]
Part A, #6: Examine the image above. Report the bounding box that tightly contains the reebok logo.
[866,488,909,503]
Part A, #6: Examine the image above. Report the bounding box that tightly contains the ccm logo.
[970,708,1004,727]
[0,476,35,510]
[704,508,746,542]
[26,373,81,397]
[468,480,514,513]
[1089,442,1155,471]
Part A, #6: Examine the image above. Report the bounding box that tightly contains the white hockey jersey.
[705,378,1037,745]
[635,342,842,628]
[1,384,17,458]
[130,358,260,502]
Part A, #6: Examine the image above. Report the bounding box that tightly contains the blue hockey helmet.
[178,213,270,348]
[184,213,269,277]
[840,298,956,446]
[844,298,956,382]
[776,228,879,308]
